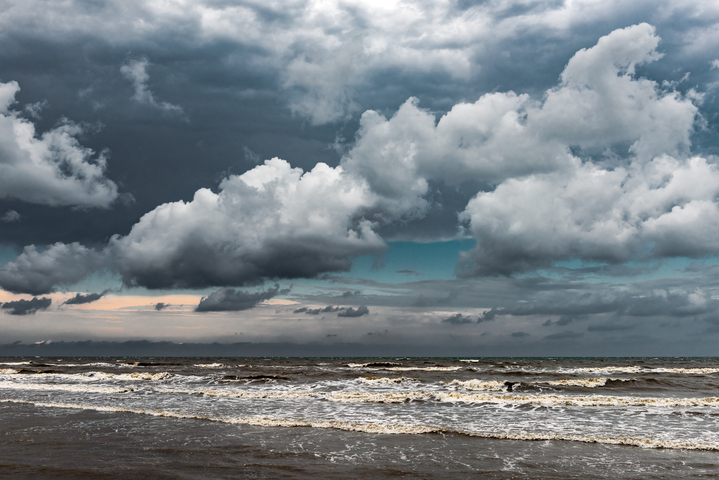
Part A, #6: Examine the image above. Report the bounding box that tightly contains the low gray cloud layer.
[441,313,475,325]
[294,305,370,317]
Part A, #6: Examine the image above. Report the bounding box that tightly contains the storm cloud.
[1,2,719,354]
[2,296,51,315]
[63,291,106,305]
[195,284,284,312]
[0,243,105,295]
[0,80,118,208]
[110,159,387,290]
[337,306,370,318]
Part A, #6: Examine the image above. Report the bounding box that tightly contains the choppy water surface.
[2,357,719,478]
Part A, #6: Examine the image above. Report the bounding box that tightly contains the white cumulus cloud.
[0,80,118,208]
[110,158,385,289]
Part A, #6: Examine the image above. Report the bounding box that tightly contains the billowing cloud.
[0,243,105,295]
[120,58,184,115]
[2,296,51,315]
[0,80,119,208]
[0,1,717,131]
[195,284,284,312]
[0,22,716,300]
[342,24,697,234]
[460,155,719,275]
[63,291,107,305]
[456,25,710,275]
[111,158,385,289]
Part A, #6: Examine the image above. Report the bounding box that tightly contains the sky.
[2,0,719,356]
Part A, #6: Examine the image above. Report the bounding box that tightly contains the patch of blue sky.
[0,245,19,265]
[532,256,719,284]
[345,239,476,283]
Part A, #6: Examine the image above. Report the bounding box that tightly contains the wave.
[3,376,718,408]
[0,370,174,381]
[154,387,719,408]
[0,381,131,394]
[88,372,174,381]
[347,362,401,368]
[446,380,507,392]
[347,363,460,371]
[386,367,462,372]
[447,378,633,392]
[2,398,717,451]
[194,363,225,368]
[359,377,413,384]
[562,367,719,375]
[52,362,119,368]
[545,378,633,388]
[650,368,719,374]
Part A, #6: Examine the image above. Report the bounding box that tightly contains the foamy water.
[2,357,719,457]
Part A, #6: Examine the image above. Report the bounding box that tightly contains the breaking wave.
[3,398,717,451]
[359,376,413,384]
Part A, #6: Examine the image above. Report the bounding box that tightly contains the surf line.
[1,398,718,452]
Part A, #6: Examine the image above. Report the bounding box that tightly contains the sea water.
[1,357,719,478]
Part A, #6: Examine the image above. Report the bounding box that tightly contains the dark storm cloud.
[441,313,474,325]
[0,243,104,295]
[106,156,388,290]
[63,291,107,305]
[0,0,716,252]
[154,302,169,311]
[112,238,381,290]
[338,306,370,318]
[2,1,719,358]
[510,331,530,338]
[195,284,283,312]
[2,296,51,315]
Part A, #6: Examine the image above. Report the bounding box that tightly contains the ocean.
[1,357,719,479]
